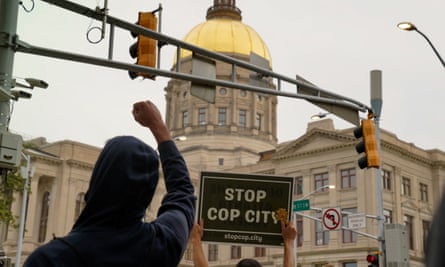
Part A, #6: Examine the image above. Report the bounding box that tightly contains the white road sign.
[347,213,366,229]
[322,208,342,231]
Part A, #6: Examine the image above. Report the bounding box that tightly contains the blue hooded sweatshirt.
[24,136,195,267]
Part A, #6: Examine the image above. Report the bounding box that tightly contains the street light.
[174,136,187,141]
[310,112,330,121]
[397,22,445,68]
[300,184,335,199]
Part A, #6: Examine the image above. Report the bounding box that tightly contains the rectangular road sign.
[347,212,366,229]
[198,171,294,247]
[292,199,310,212]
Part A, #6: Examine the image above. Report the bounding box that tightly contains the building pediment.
[273,128,355,160]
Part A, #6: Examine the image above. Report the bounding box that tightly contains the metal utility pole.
[0,0,19,131]
[371,70,385,267]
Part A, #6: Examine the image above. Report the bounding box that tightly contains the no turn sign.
[322,208,342,231]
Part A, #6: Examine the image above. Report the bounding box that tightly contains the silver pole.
[293,212,297,267]
[15,153,31,267]
[371,70,385,267]
[0,0,19,131]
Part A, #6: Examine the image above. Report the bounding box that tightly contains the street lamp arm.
[299,184,335,200]
[414,29,445,68]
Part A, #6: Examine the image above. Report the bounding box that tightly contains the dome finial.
[206,0,242,20]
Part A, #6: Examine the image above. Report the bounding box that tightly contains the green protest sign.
[198,171,294,247]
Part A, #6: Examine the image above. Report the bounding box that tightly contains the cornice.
[28,153,61,166]
[270,128,445,169]
[181,144,259,155]
[67,159,95,170]
[282,246,377,257]
[382,140,445,168]
[272,128,356,160]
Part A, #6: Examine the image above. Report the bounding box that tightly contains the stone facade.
[0,119,444,267]
[2,1,445,267]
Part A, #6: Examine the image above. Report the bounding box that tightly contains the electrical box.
[0,132,23,169]
[385,224,409,267]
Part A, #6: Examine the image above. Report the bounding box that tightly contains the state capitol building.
[1,1,444,267]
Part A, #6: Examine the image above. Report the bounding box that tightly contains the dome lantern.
[206,0,242,21]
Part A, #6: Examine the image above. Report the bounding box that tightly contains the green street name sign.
[293,199,310,212]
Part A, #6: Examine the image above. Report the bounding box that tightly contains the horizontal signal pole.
[28,0,370,118]
[16,40,366,114]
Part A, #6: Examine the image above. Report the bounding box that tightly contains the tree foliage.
[0,168,26,226]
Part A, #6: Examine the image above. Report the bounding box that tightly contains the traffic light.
[366,254,379,267]
[354,117,380,169]
[129,11,157,80]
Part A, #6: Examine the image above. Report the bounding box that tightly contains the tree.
[0,168,25,226]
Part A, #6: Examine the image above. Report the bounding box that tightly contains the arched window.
[38,191,50,242]
[74,192,86,221]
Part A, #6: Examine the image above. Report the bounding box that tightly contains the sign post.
[197,171,294,247]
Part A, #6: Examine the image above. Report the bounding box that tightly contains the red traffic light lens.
[367,254,378,263]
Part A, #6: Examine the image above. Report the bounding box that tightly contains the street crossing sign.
[292,199,310,212]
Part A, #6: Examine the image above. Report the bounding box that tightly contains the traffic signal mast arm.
[14,0,372,120]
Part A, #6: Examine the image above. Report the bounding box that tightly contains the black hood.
[73,136,159,230]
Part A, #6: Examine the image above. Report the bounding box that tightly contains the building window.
[295,176,303,196]
[315,212,329,245]
[74,192,86,221]
[208,244,218,261]
[254,247,266,257]
[342,208,358,243]
[218,108,227,125]
[423,220,430,251]
[231,246,242,259]
[314,172,329,192]
[297,215,303,247]
[384,209,393,224]
[240,90,247,97]
[255,113,262,130]
[38,191,50,243]
[239,109,246,128]
[218,158,224,166]
[343,263,357,267]
[420,183,429,202]
[402,177,411,196]
[198,108,206,125]
[382,169,392,191]
[341,168,356,189]
[182,111,188,128]
[404,214,414,250]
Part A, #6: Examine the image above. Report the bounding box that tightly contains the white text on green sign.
[293,199,310,211]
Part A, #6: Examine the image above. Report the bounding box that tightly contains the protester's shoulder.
[24,240,58,266]
[25,238,79,267]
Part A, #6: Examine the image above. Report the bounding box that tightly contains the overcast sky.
[10,0,445,152]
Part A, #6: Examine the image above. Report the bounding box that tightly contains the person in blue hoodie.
[24,100,196,267]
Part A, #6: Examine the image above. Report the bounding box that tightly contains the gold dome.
[179,18,272,66]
